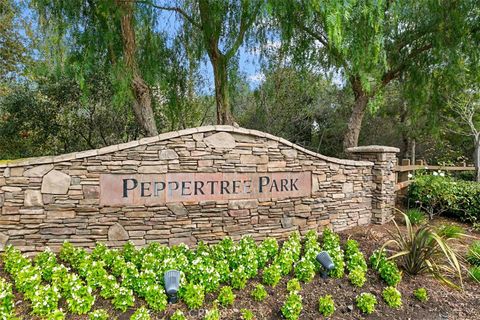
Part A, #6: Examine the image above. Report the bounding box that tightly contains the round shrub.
[356,292,377,314]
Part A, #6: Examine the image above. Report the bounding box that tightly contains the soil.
[2,216,479,320]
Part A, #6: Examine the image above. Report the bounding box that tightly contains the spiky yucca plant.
[380,211,465,289]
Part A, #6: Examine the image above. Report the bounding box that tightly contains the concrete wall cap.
[0,126,376,168]
[346,145,400,154]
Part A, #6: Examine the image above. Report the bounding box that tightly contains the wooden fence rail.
[394,159,476,192]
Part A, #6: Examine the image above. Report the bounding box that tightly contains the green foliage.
[378,261,402,287]
[240,308,255,320]
[251,284,268,302]
[112,287,135,312]
[262,264,282,287]
[409,175,480,224]
[345,239,368,287]
[413,288,429,302]
[318,294,335,317]
[181,283,205,310]
[468,266,480,282]
[294,258,316,283]
[130,307,151,320]
[231,266,248,290]
[322,228,345,278]
[437,224,465,239]
[382,287,402,309]
[0,277,15,319]
[144,284,168,312]
[281,292,303,320]
[204,307,220,320]
[356,292,377,314]
[380,212,464,288]
[217,286,235,307]
[467,241,480,266]
[405,209,426,225]
[31,285,61,316]
[170,310,187,320]
[88,309,109,320]
[286,278,301,293]
[348,266,367,287]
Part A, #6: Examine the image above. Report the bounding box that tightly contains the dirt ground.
[2,216,479,320]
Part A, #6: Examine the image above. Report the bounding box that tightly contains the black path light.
[164,270,181,303]
[316,251,335,279]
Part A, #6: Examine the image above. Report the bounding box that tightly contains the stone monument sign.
[0,126,399,252]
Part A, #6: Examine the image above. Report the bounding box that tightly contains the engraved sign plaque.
[100,171,312,206]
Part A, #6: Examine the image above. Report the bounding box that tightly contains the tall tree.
[273,0,480,149]
[32,0,163,136]
[141,0,263,125]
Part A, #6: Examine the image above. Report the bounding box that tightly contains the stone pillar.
[347,145,399,224]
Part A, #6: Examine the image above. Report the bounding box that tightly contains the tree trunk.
[210,53,234,125]
[343,78,369,150]
[117,0,158,136]
[474,134,480,182]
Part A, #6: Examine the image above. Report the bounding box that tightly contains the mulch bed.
[2,216,479,320]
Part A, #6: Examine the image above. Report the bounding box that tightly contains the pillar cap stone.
[346,145,400,153]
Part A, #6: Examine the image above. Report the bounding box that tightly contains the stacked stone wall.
[0,126,396,253]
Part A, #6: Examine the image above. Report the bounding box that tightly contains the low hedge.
[408,175,480,225]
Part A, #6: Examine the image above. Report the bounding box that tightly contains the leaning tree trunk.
[474,134,480,182]
[210,52,234,125]
[117,0,158,136]
[343,78,369,150]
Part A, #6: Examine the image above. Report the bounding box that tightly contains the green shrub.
[130,307,151,320]
[262,264,282,287]
[382,287,402,309]
[88,309,109,320]
[231,266,248,290]
[318,294,335,317]
[348,266,367,287]
[294,258,316,283]
[281,292,303,320]
[469,266,480,282]
[170,310,186,320]
[286,278,301,292]
[436,224,465,239]
[204,307,220,320]
[322,228,345,278]
[378,260,402,286]
[251,284,268,301]
[217,286,235,307]
[467,241,480,266]
[240,309,255,320]
[405,209,426,225]
[408,175,480,224]
[181,283,205,309]
[413,288,429,302]
[356,292,377,314]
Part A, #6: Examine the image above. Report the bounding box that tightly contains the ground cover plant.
[0,223,478,319]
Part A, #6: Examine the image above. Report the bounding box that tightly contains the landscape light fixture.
[316,251,335,279]
[164,270,181,303]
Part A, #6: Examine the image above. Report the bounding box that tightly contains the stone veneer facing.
[0,126,398,253]
[347,146,400,224]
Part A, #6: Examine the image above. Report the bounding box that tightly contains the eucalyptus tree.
[273,0,480,150]
[31,0,174,136]
[140,0,263,125]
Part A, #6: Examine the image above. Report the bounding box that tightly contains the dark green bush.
[408,175,480,224]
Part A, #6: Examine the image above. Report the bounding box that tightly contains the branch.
[225,1,262,60]
[131,0,201,29]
